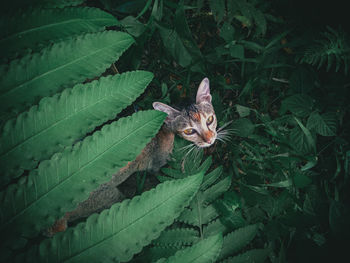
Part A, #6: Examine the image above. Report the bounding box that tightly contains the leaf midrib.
[63,175,198,262]
[0,76,146,158]
[0,37,131,98]
[1,113,163,230]
[0,17,116,44]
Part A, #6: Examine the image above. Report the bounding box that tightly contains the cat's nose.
[203,131,215,144]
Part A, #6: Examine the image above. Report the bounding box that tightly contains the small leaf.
[220,22,235,43]
[236,104,250,117]
[230,44,244,59]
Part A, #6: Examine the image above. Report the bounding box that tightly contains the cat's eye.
[206,115,214,125]
[183,128,196,135]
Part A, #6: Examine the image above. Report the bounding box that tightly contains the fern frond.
[178,204,219,226]
[199,176,231,205]
[17,172,204,263]
[0,70,153,186]
[152,228,199,247]
[156,234,223,263]
[217,224,259,261]
[0,31,134,120]
[0,7,119,59]
[201,166,223,190]
[297,27,350,74]
[0,110,166,243]
[221,248,270,263]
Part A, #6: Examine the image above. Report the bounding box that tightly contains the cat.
[46,77,219,236]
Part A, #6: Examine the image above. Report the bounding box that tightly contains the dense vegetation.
[0,0,349,262]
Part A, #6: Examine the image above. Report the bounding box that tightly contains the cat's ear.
[196,77,212,104]
[153,102,180,122]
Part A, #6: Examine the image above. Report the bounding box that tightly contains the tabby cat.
[47,77,221,235]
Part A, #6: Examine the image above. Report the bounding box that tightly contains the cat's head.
[153,78,217,148]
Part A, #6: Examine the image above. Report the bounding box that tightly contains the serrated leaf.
[222,248,270,263]
[178,204,219,226]
[307,112,337,136]
[153,228,199,247]
[156,234,223,263]
[0,71,153,185]
[0,31,134,120]
[201,166,223,191]
[218,224,259,261]
[0,110,166,243]
[201,176,231,205]
[18,172,204,263]
[0,7,119,59]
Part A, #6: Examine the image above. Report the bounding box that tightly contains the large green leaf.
[1,0,83,14]
[280,94,314,117]
[0,7,119,59]
[0,110,166,242]
[306,111,337,136]
[0,31,134,120]
[0,70,153,186]
[18,172,204,263]
[156,234,223,263]
[218,224,259,261]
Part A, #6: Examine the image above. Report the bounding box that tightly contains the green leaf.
[0,71,153,185]
[218,224,259,261]
[280,94,314,117]
[0,7,119,59]
[232,118,255,137]
[0,31,134,120]
[230,44,244,59]
[156,234,223,263]
[293,117,316,153]
[0,110,166,242]
[158,24,192,67]
[236,104,250,118]
[209,0,225,22]
[220,22,235,43]
[178,204,219,226]
[18,172,204,263]
[121,16,146,37]
[1,0,84,15]
[222,248,270,263]
[152,228,199,247]
[307,112,337,136]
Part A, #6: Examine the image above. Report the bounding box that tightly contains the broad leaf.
[18,172,204,263]
[307,111,337,136]
[0,110,166,242]
[0,71,153,185]
[280,94,314,117]
[0,7,119,59]
[0,31,134,120]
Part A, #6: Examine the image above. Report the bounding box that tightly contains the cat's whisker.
[217,120,234,132]
[177,143,195,152]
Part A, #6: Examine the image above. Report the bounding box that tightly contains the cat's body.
[46,78,217,236]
